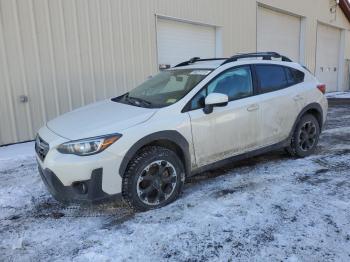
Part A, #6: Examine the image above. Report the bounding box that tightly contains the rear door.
[254,64,302,147]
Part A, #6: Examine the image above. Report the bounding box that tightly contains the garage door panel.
[157,19,216,67]
[257,7,301,62]
[316,24,341,92]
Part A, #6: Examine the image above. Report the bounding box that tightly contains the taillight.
[317,84,326,94]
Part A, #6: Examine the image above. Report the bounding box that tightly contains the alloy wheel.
[298,121,317,151]
[136,160,177,206]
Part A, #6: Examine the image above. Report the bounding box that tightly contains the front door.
[187,66,260,167]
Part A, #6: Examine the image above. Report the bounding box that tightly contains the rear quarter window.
[285,67,305,85]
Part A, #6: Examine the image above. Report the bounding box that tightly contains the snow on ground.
[0,141,34,160]
[326,91,350,99]
[1,104,350,261]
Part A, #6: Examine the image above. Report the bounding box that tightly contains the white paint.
[157,18,216,67]
[316,23,341,92]
[46,100,157,140]
[257,6,301,62]
[299,17,307,65]
[36,59,327,195]
[338,29,346,91]
[205,93,228,105]
[215,26,223,57]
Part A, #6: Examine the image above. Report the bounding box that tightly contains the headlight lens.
[57,134,121,156]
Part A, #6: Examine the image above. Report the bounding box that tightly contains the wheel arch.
[290,103,324,138]
[119,131,191,178]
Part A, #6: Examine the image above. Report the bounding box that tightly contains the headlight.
[57,134,122,156]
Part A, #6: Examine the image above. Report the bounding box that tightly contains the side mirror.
[203,93,228,114]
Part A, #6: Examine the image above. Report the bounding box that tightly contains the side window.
[285,67,305,85]
[207,66,253,101]
[255,65,288,93]
[189,66,253,110]
[285,67,294,85]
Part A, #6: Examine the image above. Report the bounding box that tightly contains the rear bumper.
[38,162,120,203]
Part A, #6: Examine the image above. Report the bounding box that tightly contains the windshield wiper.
[124,94,152,108]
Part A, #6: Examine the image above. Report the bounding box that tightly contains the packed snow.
[1,104,350,261]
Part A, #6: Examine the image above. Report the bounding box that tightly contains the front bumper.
[38,163,116,203]
[36,125,124,202]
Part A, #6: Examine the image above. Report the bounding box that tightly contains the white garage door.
[257,7,301,62]
[157,19,216,68]
[316,24,341,92]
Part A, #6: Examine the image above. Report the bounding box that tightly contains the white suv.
[36,52,328,211]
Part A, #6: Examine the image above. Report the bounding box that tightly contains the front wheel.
[286,114,320,158]
[122,146,185,212]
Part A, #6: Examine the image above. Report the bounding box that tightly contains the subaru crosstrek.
[36,52,328,211]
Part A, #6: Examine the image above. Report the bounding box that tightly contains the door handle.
[247,104,259,112]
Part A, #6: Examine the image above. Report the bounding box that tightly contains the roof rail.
[221,52,292,65]
[174,57,227,67]
[173,52,292,68]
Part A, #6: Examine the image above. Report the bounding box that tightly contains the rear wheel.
[122,146,185,212]
[286,114,320,157]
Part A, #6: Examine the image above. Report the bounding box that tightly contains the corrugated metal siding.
[0,0,349,145]
[259,0,350,71]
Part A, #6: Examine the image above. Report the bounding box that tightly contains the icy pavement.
[1,104,350,261]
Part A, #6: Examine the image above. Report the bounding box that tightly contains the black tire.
[285,114,320,158]
[122,146,185,212]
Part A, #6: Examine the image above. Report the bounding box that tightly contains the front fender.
[118,130,191,177]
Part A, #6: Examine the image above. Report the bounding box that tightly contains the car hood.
[47,99,157,140]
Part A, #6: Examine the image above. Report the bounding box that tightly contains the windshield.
[114,69,212,108]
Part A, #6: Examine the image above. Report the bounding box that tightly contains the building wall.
[0,0,349,145]
[346,30,350,58]
[346,29,350,91]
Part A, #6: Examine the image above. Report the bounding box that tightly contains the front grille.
[35,135,49,161]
